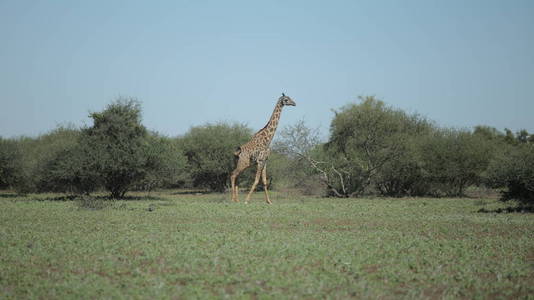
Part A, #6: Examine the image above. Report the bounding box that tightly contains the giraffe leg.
[230,156,250,202]
[245,162,264,204]
[261,164,272,204]
[230,169,239,202]
[231,169,244,202]
[230,171,239,202]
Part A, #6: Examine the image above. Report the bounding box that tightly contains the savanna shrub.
[180,122,252,192]
[486,143,534,206]
[272,120,326,195]
[8,127,82,194]
[0,137,24,189]
[6,99,187,197]
[81,98,184,198]
[374,139,429,197]
[133,132,188,191]
[37,141,99,195]
[418,129,493,196]
[325,96,432,196]
[32,127,100,194]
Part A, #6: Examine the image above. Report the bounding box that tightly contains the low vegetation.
[1,95,532,205]
[1,190,532,298]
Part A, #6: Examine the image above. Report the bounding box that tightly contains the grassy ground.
[1,190,533,299]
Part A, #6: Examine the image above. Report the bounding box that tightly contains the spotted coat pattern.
[230,94,296,203]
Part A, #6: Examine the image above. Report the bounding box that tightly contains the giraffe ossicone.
[230,94,296,204]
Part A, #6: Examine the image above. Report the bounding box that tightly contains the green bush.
[418,129,493,196]
[7,127,82,194]
[180,122,252,192]
[5,99,187,198]
[133,132,188,191]
[0,137,24,189]
[325,96,432,196]
[374,139,429,197]
[36,138,100,195]
[3,94,528,201]
[81,98,165,198]
[486,143,534,206]
[279,98,497,198]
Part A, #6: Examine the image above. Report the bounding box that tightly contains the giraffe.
[230,93,296,204]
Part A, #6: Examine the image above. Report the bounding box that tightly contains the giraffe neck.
[258,100,283,145]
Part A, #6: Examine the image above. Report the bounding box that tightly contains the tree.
[486,143,534,206]
[272,120,328,195]
[31,126,98,194]
[374,138,428,197]
[5,126,83,194]
[0,138,24,189]
[180,122,252,192]
[5,100,187,197]
[134,132,188,192]
[418,129,493,196]
[516,129,530,144]
[504,128,517,145]
[81,98,152,198]
[325,96,432,196]
[473,126,505,142]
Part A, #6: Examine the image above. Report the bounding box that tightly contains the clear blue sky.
[1,0,533,138]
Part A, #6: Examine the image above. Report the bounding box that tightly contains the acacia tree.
[275,98,433,197]
[82,98,152,198]
[272,120,332,195]
[325,96,431,196]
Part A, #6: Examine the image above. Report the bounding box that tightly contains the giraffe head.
[279,93,296,106]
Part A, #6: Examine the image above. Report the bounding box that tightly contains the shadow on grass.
[118,195,166,201]
[478,206,534,214]
[171,190,212,195]
[33,194,166,202]
[33,195,79,201]
[0,193,21,199]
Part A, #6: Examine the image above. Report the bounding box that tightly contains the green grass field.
[1,191,533,299]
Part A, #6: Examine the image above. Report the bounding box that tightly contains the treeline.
[0,96,533,205]
[274,96,533,206]
[0,98,253,198]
